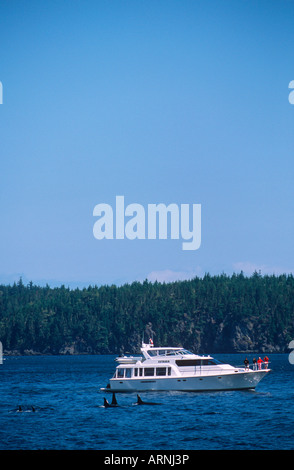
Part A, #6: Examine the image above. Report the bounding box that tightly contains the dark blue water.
[0,354,293,450]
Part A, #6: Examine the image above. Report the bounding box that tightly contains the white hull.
[107,369,270,392]
[102,340,271,393]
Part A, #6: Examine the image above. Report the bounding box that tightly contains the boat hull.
[106,369,270,392]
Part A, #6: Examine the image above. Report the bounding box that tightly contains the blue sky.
[0,0,293,287]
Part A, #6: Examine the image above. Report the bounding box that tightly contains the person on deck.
[257,357,263,370]
[263,356,269,369]
[244,358,249,370]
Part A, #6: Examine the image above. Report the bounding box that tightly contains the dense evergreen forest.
[0,272,294,355]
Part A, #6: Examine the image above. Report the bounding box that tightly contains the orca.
[103,394,119,408]
[17,405,36,412]
[103,398,111,408]
[136,394,160,405]
[111,393,118,405]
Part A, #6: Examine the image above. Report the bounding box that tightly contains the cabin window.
[168,367,171,376]
[139,369,143,376]
[144,368,155,376]
[175,359,202,367]
[166,350,176,356]
[147,350,158,356]
[117,368,125,378]
[156,367,166,376]
[125,368,132,378]
[201,359,218,366]
[134,368,138,377]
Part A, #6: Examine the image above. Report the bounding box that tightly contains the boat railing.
[179,362,271,376]
[240,361,270,371]
[229,362,271,372]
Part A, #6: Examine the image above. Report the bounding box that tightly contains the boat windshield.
[177,349,194,355]
[146,348,194,357]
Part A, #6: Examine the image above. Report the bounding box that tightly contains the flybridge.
[93,195,201,251]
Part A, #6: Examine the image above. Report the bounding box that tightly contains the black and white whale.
[136,394,160,405]
[103,393,119,408]
[17,405,36,412]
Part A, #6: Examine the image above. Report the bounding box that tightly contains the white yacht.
[101,340,271,392]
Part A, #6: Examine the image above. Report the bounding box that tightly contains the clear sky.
[0,0,293,287]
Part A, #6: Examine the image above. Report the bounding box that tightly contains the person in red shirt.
[257,357,263,370]
[263,356,269,369]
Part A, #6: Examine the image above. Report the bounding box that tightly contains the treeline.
[0,272,294,355]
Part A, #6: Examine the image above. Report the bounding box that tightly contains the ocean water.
[0,353,293,451]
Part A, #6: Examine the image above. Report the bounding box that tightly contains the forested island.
[0,272,293,356]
